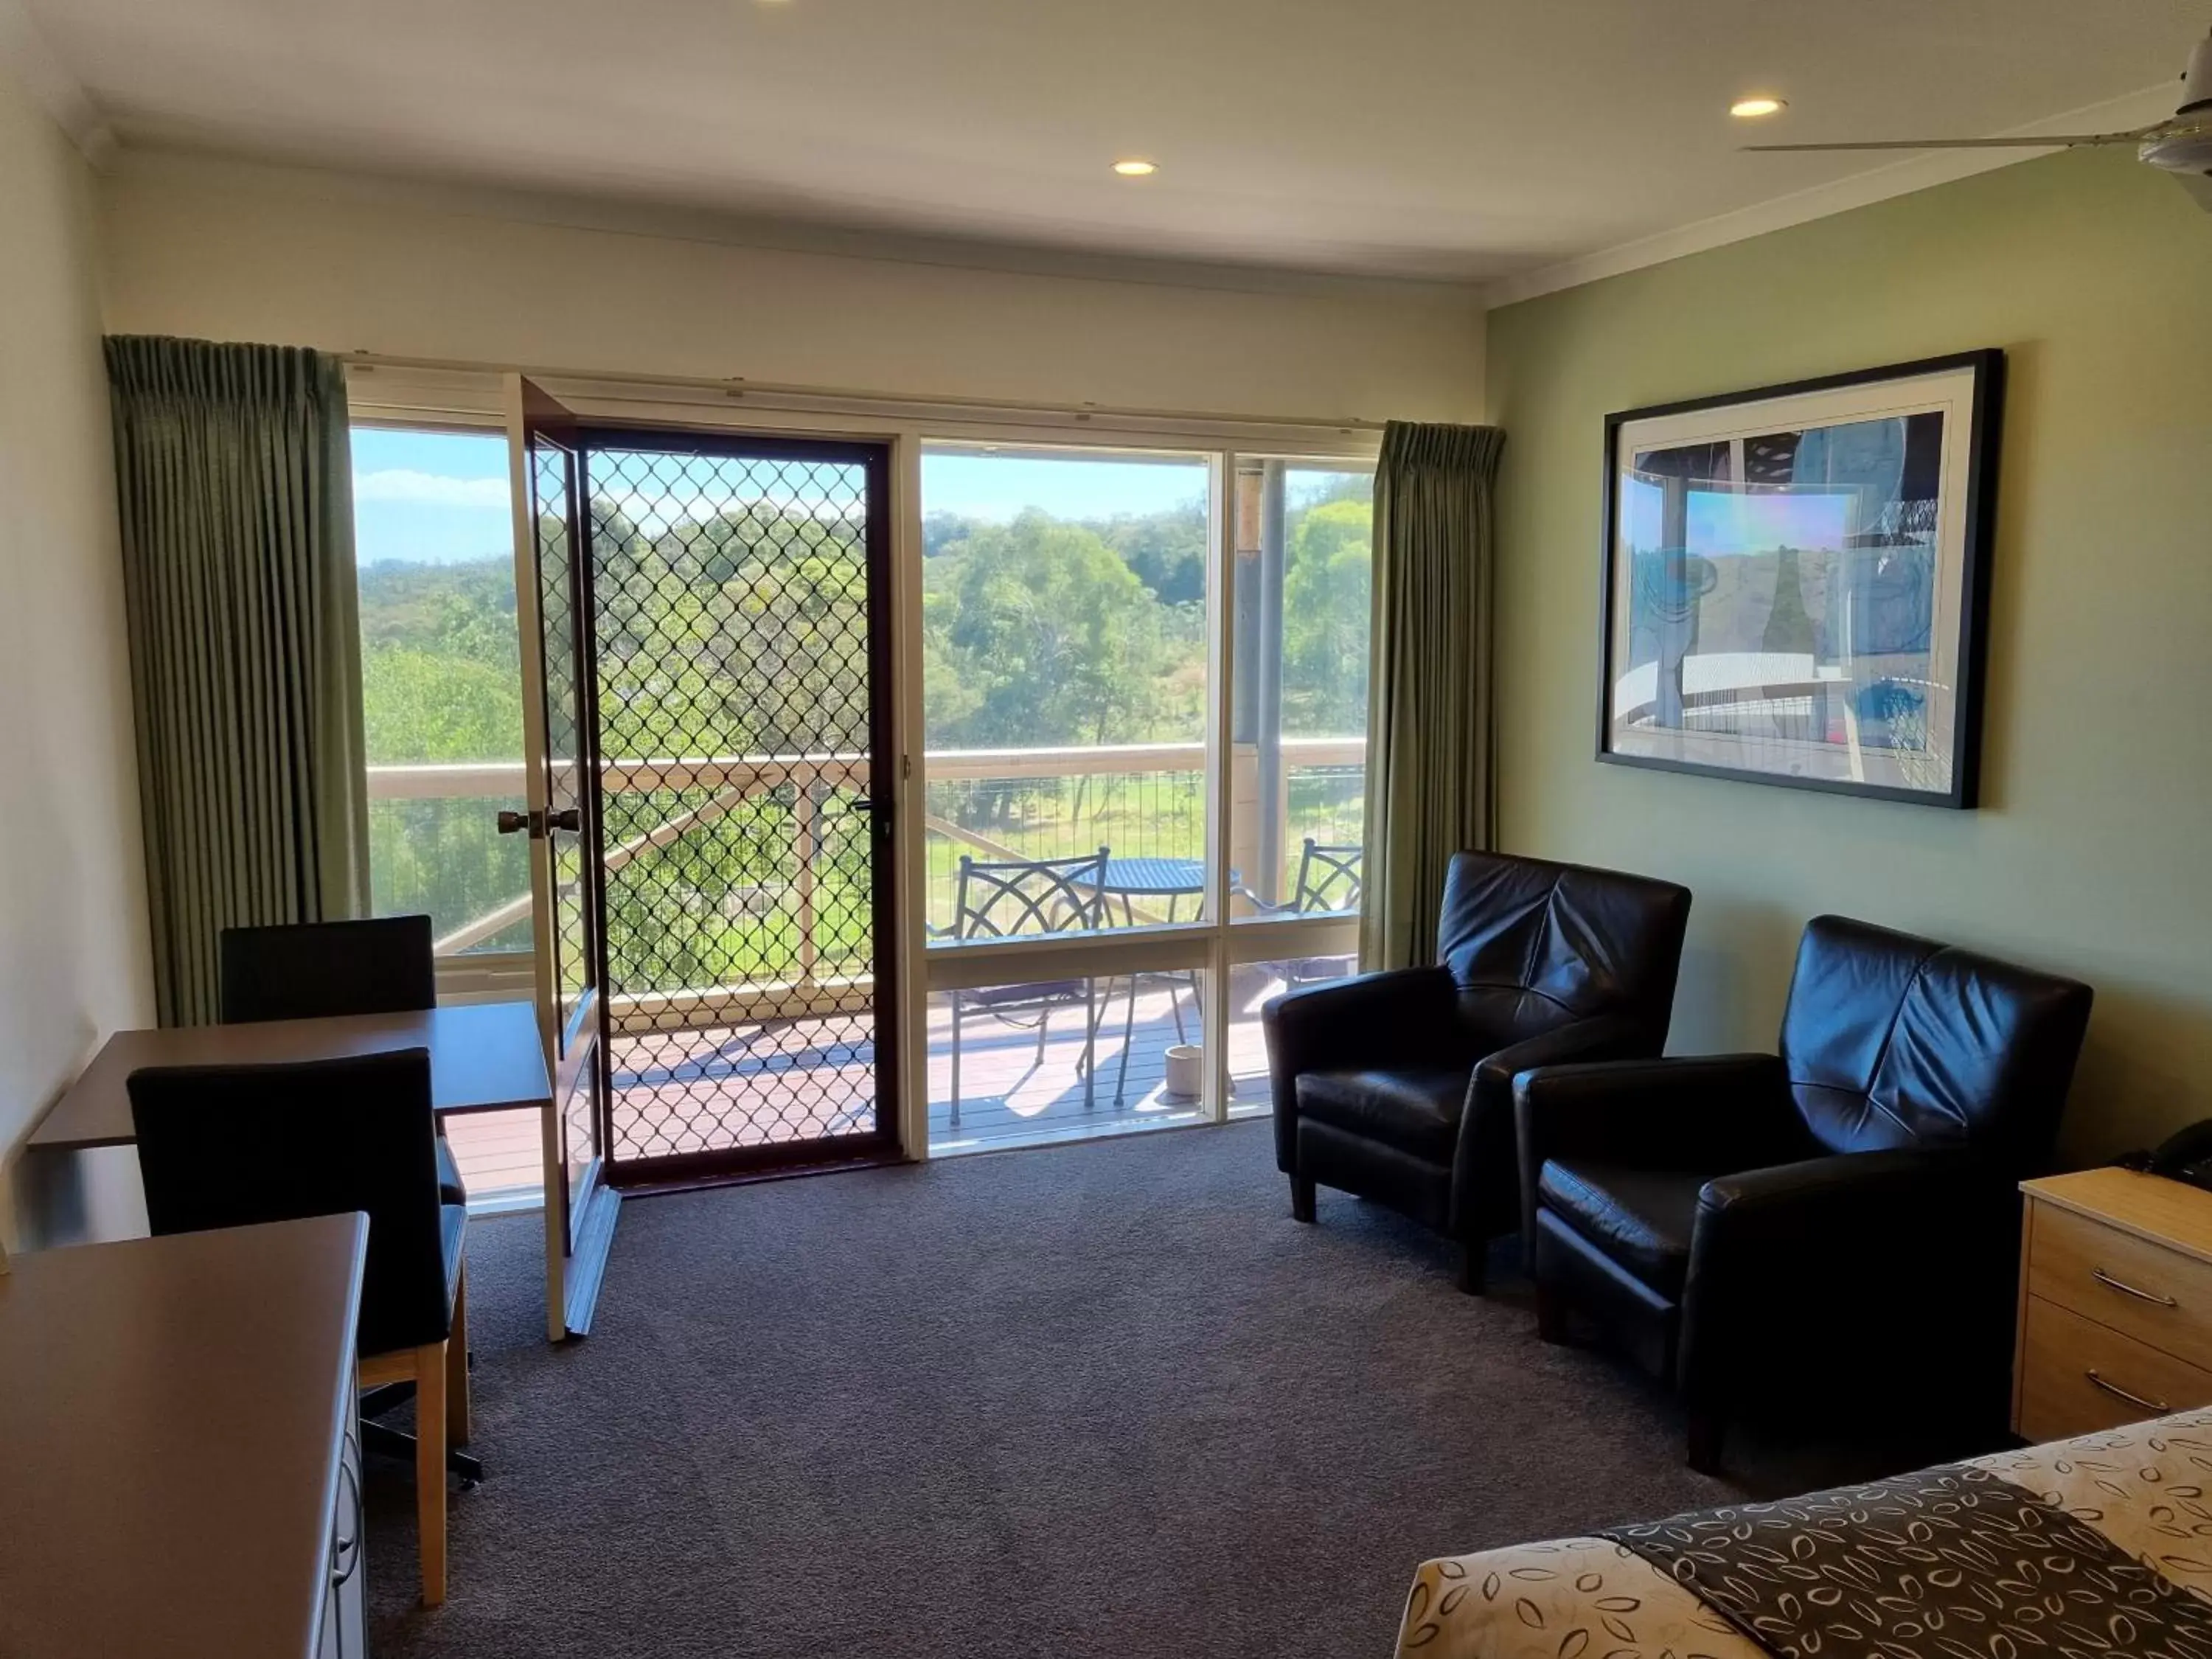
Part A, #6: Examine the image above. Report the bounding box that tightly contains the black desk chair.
[1517,915,2094,1472]
[218,915,467,1207]
[129,1048,467,1607]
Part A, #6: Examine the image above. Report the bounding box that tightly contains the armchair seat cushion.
[1295,1068,1470,1165]
[1537,1159,1708,1298]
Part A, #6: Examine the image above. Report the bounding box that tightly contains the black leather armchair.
[1517,914,2094,1472]
[1262,850,1691,1291]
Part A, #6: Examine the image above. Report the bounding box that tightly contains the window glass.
[1230,461,1374,920]
[920,445,1214,936]
[352,425,532,953]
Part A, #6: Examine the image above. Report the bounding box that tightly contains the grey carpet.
[364,1121,1939,1658]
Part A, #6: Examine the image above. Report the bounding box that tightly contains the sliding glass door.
[918,440,1374,1155]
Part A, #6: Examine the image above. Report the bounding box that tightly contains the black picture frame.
[1596,349,2004,809]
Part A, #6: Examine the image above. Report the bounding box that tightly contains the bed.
[1396,1406,2212,1658]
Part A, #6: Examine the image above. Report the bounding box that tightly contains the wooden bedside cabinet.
[2015,1168,2212,1440]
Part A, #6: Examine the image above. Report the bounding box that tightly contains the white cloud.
[355,468,508,508]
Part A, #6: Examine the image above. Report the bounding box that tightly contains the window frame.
[343,361,1381,1147]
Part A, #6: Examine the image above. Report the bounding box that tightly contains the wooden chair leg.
[414,1342,448,1608]
[446,1266,471,1450]
[1290,1175,1316,1223]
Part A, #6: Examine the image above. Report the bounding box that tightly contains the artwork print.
[1599,352,2001,807]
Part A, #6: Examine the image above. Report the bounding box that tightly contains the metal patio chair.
[1242,839,1365,992]
[932,848,1111,1127]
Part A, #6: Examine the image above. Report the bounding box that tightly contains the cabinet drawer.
[2028,1198,2212,1369]
[2017,1295,2212,1441]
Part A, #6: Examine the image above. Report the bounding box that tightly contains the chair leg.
[1115,975,1138,1105]
[1082,980,1098,1110]
[949,1004,961,1128]
[1535,1281,1568,1341]
[447,1265,471,1450]
[1290,1175,1316,1223]
[414,1342,448,1608]
[1458,1239,1488,1295]
[1687,1411,1725,1476]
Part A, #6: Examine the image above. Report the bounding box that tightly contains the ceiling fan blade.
[2178,173,2212,213]
[1745,131,2154,153]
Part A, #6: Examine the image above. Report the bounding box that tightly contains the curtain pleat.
[1360,420,1506,970]
[105,335,369,1026]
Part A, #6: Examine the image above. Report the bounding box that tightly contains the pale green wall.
[1487,147,2212,1158]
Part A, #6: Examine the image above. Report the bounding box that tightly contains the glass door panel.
[507,378,610,1262]
[919,444,1216,936]
[1228,459,1375,924]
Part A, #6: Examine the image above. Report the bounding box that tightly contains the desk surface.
[32,1000,552,1152]
[0,1215,367,1659]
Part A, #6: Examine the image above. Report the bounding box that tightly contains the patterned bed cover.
[1397,1406,2212,1657]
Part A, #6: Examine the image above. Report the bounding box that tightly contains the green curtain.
[1360,420,1506,970]
[105,335,369,1026]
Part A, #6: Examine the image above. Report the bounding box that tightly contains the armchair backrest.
[1778,914,2093,1168]
[1435,852,1692,1049]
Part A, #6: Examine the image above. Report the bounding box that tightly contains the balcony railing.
[366,737,1363,1029]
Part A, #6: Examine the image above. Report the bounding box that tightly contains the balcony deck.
[440,969,1294,1202]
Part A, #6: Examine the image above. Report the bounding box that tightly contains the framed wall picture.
[1598,350,2003,807]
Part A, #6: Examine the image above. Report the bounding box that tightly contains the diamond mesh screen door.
[580,430,900,1183]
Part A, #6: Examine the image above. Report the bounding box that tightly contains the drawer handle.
[2085,1369,2171,1414]
[2093,1267,2180,1308]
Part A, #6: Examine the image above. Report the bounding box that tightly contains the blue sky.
[352,431,1258,566]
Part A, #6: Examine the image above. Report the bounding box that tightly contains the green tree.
[923,510,1193,748]
[1281,496,1373,736]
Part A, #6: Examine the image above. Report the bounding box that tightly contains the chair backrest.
[948,849,1109,940]
[1290,841,1364,915]
[1435,850,1693,1048]
[1778,914,2093,1167]
[220,915,437,1023]
[128,1049,451,1357]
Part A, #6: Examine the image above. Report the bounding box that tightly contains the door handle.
[497,807,580,837]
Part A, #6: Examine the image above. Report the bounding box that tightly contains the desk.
[32,1001,613,1341]
[32,1001,549,1151]
[0,1216,367,1659]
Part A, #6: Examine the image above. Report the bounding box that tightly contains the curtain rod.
[338,351,1389,436]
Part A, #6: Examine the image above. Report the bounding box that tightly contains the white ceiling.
[18,0,2209,285]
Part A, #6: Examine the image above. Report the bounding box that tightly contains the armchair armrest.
[1515,1052,1791,1183]
[1679,1146,2021,1418]
[1456,1012,1661,1249]
[1262,966,1455,1077]
[1262,966,1455,1172]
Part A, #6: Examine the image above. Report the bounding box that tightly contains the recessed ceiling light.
[1730,96,1787,119]
[1112,159,1158,177]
